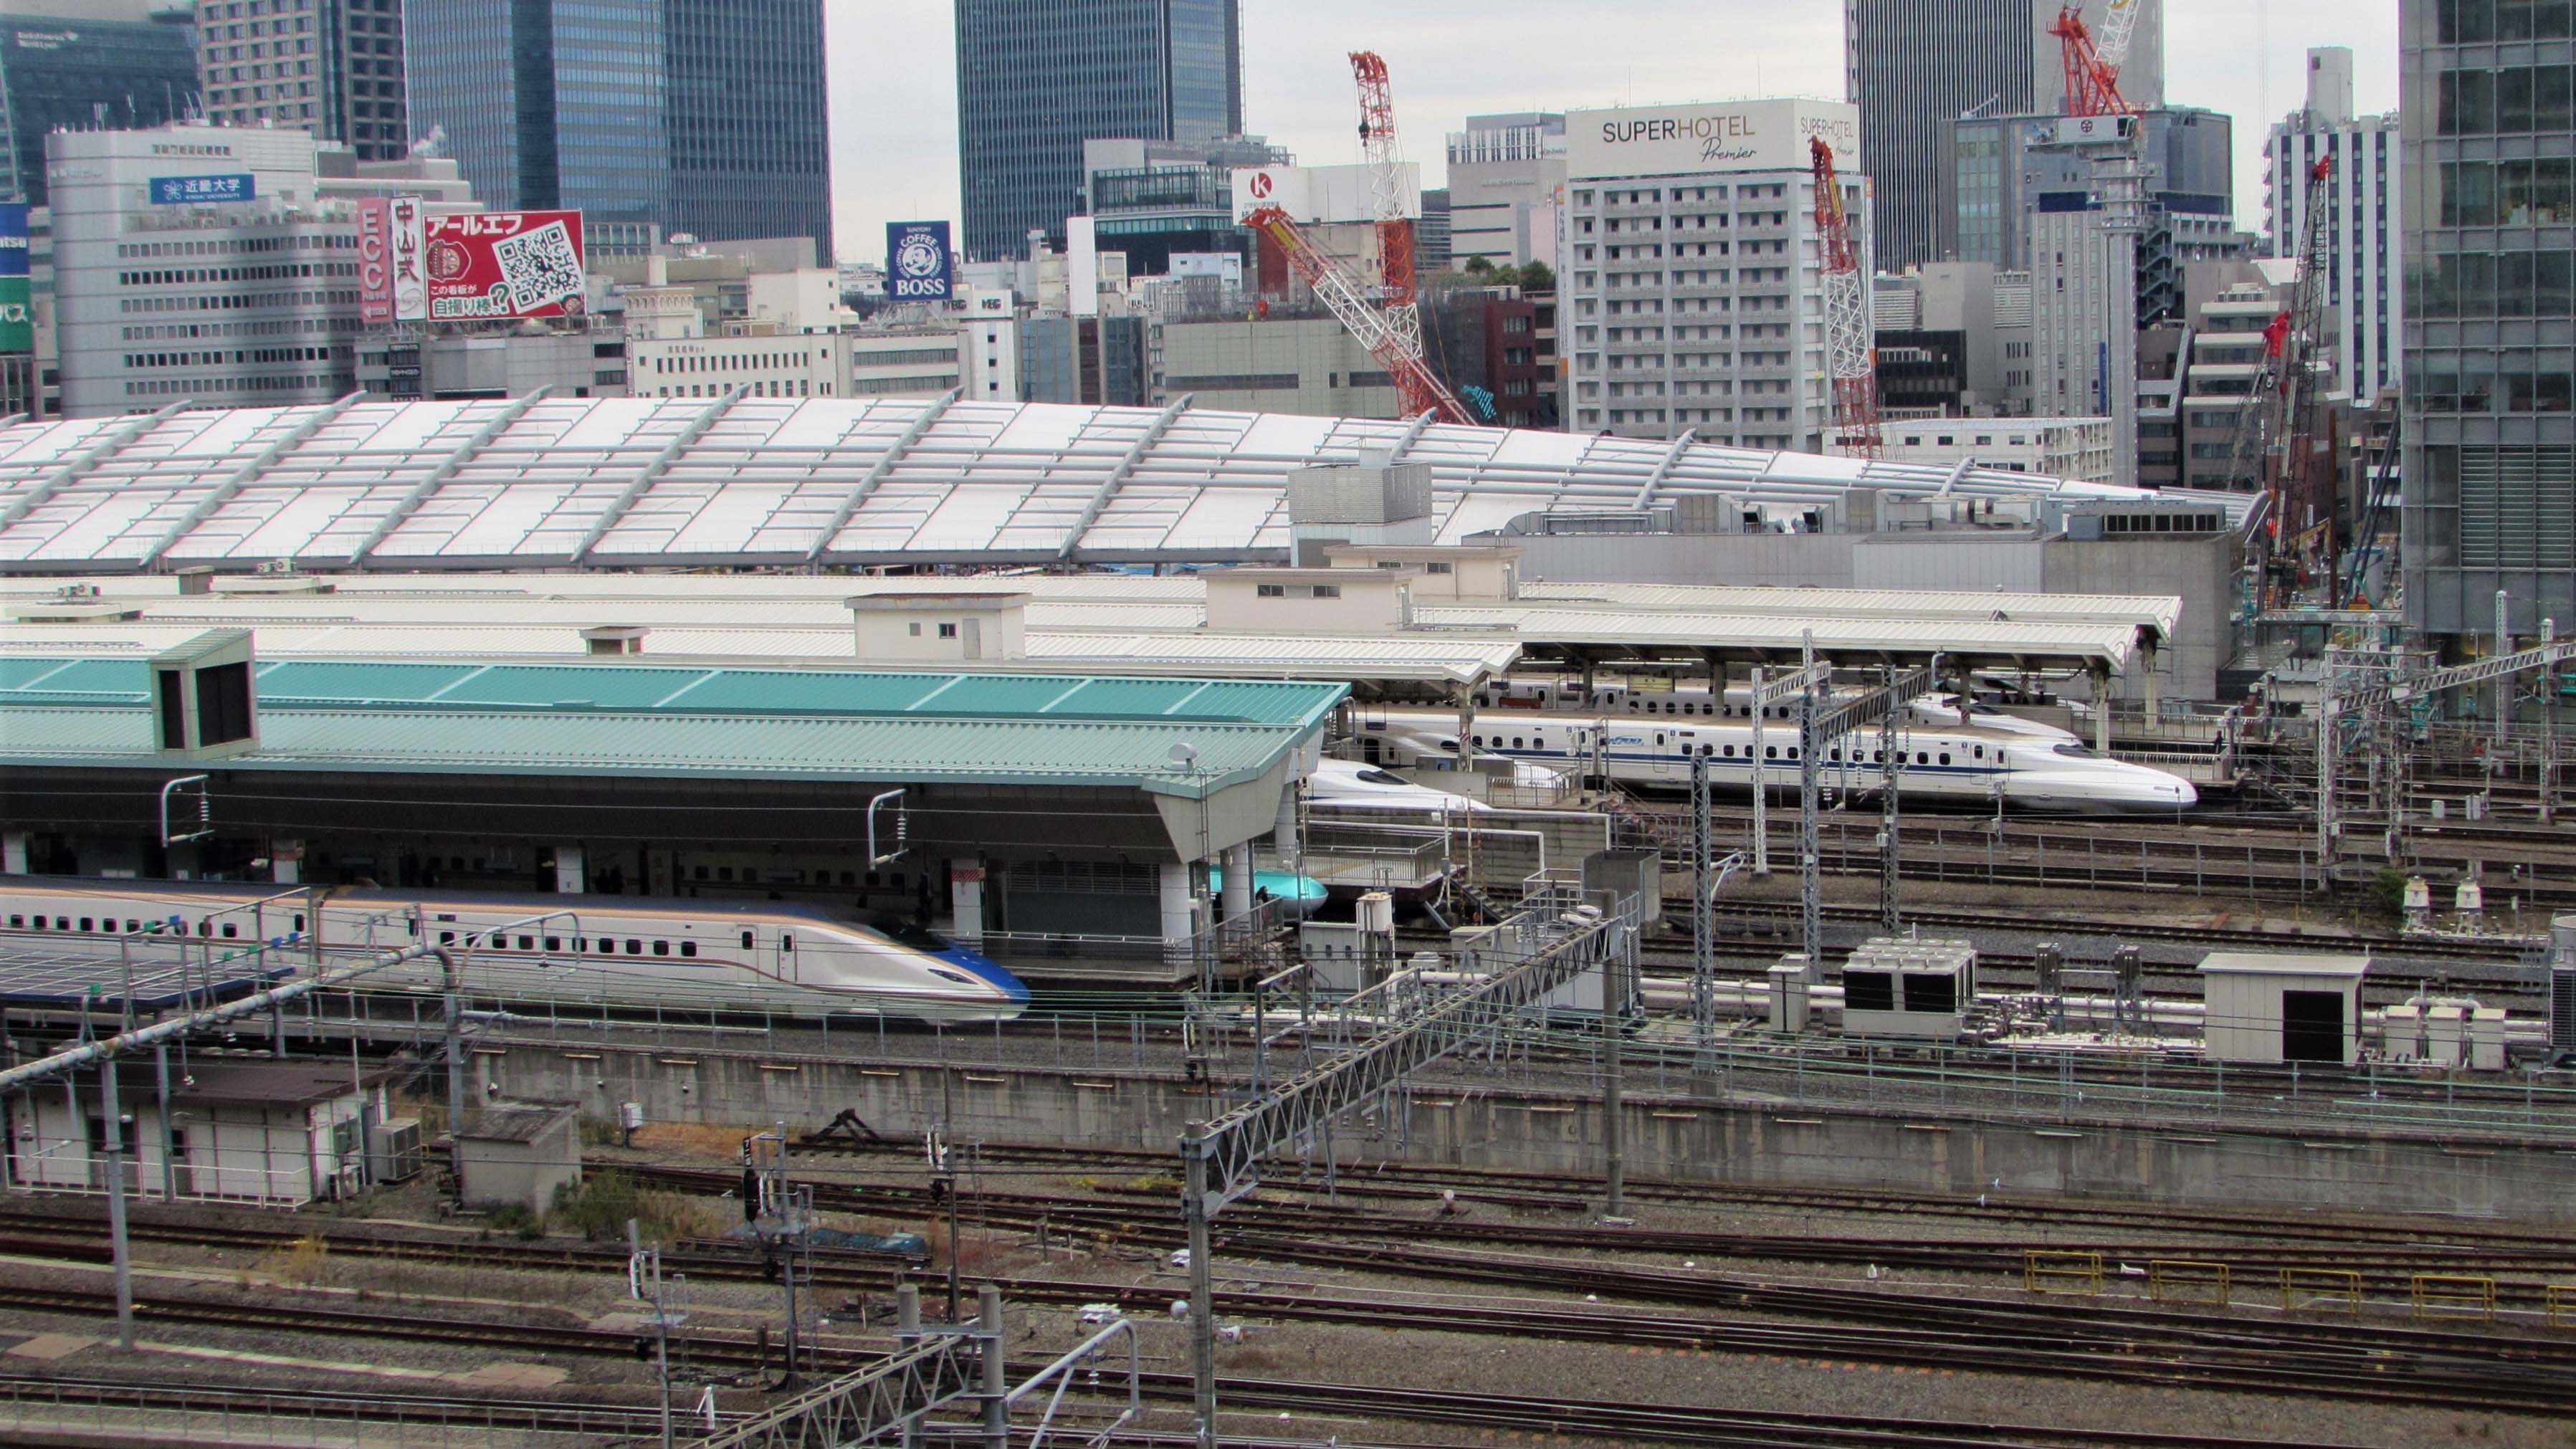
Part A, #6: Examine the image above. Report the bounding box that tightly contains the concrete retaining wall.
[477,1038,2576,1223]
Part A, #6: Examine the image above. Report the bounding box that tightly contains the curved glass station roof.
[0,396,2233,572]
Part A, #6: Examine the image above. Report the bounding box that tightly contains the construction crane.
[2048,2,2141,117]
[1242,205,1471,425]
[2223,156,2336,598]
[1808,138,1880,461]
[1348,54,1420,338]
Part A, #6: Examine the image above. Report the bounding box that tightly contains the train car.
[1201,866,1330,920]
[0,876,1029,1023]
[1356,709,2195,814]
[1476,679,2081,744]
[1304,757,1497,814]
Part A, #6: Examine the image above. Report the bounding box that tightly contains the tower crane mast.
[1243,206,1471,426]
[2223,156,2337,599]
[1347,51,1445,419]
[1808,138,1880,461]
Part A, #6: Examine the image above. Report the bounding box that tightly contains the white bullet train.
[1354,709,2195,814]
[0,876,1031,1023]
[1474,679,2083,744]
[1303,756,1497,813]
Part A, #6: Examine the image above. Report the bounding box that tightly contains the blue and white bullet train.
[1358,709,2195,814]
[0,877,1030,1022]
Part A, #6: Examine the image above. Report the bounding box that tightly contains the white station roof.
[0,396,2233,573]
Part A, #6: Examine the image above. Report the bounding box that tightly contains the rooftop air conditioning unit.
[370,1117,424,1184]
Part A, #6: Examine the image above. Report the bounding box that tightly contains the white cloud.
[829,0,2398,263]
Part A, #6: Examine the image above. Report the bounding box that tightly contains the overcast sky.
[822,0,2400,264]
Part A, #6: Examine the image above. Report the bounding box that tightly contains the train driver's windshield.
[866,917,954,952]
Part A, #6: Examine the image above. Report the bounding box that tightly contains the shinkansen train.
[1355,709,2195,814]
[0,877,1030,1022]
[1474,680,2082,744]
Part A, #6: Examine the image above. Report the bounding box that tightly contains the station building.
[0,641,1345,981]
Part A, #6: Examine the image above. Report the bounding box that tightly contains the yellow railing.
[2025,1250,2104,1295]
[2147,1258,2231,1308]
[2408,1274,2496,1321]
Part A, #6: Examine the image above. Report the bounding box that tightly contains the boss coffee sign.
[884,221,953,302]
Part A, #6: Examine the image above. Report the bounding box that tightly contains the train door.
[776,927,800,984]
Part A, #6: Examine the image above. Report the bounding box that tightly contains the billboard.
[358,196,431,322]
[148,173,255,205]
[884,221,953,302]
[0,202,26,355]
[1565,100,1862,179]
[1229,163,1418,224]
[419,209,586,320]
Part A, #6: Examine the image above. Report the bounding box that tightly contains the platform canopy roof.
[0,654,1347,798]
[0,396,2240,573]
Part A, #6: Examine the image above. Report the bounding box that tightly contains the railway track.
[2,1219,2570,1421]
[0,1372,683,1438]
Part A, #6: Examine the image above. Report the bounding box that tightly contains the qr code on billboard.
[491,220,582,314]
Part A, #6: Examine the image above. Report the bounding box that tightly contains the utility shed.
[454,1101,582,1216]
[2197,952,2369,1065]
[4,1061,393,1207]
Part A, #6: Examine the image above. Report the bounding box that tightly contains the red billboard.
[421,210,587,321]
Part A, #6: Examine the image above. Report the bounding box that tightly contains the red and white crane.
[1808,138,1880,461]
[1344,49,1464,422]
[2048,0,2145,118]
[2223,156,2338,590]
[1241,205,1470,426]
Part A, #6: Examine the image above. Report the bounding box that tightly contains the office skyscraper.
[0,3,199,205]
[2266,47,2401,406]
[2399,0,2576,641]
[197,0,409,162]
[406,0,831,257]
[1846,0,2163,269]
[954,0,1243,262]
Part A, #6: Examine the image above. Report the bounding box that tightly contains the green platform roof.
[0,654,1347,797]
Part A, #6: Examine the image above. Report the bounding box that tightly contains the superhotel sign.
[1566,100,1862,178]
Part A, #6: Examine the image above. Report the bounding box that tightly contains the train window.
[1655,733,1666,746]
[626,939,641,954]
[1470,735,1483,747]
[79,917,92,932]
[125,919,139,933]
[692,865,710,881]
[1939,753,1951,766]
[518,935,534,950]
[6,915,19,927]
[544,937,561,952]
[718,867,735,882]
[679,941,696,958]
[740,930,754,950]
[405,919,417,937]
[438,932,455,945]
[1974,746,1985,760]
[220,923,237,939]
[653,940,669,956]
[1764,746,1777,760]
[292,914,305,932]
[573,937,586,951]
[781,934,795,953]
[1722,746,1735,757]
[1917,752,1929,765]
[1512,737,1525,749]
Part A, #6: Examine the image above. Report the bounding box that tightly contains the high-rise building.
[1561,99,1869,449]
[1946,107,2233,274]
[0,4,200,206]
[1076,133,1284,275]
[406,0,831,256]
[1844,0,2162,270]
[2266,47,2402,406]
[45,124,365,416]
[2399,0,2576,640]
[1444,113,1565,269]
[194,0,409,162]
[953,0,1243,262]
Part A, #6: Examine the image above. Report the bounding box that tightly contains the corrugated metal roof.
[0,620,1517,686]
[0,654,1347,731]
[1408,606,2139,667]
[0,397,2242,573]
[1513,581,2181,639]
[0,702,1306,797]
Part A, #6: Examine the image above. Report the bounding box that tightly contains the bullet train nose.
[937,946,1032,1003]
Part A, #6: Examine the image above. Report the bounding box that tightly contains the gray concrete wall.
[475,1038,2576,1224]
